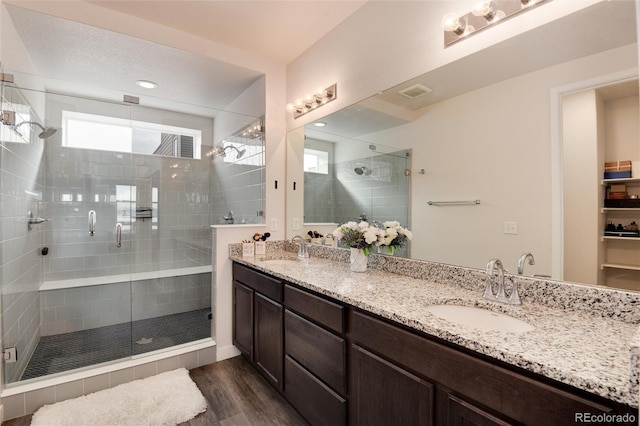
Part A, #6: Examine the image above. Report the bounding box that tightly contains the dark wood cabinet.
[232,281,253,359]
[445,394,513,426]
[350,309,636,426]
[283,284,347,425]
[232,263,284,391]
[284,355,346,426]
[233,262,637,426]
[254,292,283,390]
[350,344,434,426]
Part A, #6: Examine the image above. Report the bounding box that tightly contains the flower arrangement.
[332,221,385,255]
[379,221,413,254]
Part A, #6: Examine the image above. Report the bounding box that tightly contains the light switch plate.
[504,221,518,235]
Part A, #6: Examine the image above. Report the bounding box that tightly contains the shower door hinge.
[0,73,14,83]
[3,347,17,363]
[1,110,15,126]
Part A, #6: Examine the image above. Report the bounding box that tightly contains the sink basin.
[426,304,535,333]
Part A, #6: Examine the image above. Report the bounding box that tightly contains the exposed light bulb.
[286,103,295,112]
[472,1,504,22]
[441,13,466,35]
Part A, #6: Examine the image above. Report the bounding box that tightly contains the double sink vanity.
[230,242,640,425]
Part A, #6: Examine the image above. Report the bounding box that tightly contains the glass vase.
[350,248,368,272]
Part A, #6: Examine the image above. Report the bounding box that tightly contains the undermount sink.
[426,304,535,333]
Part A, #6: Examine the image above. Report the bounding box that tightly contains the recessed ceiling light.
[313,122,327,127]
[136,80,158,89]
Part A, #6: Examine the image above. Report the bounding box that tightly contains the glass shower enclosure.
[0,81,264,385]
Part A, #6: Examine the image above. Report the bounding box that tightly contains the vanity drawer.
[284,284,344,334]
[285,310,346,395]
[233,263,282,302]
[284,355,346,426]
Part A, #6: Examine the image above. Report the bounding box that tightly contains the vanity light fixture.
[136,80,158,89]
[286,84,337,119]
[443,0,549,46]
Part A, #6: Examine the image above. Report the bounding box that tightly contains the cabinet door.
[232,280,254,360]
[255,292,284,391]
[350,345,434,426]
[446,394,514,426]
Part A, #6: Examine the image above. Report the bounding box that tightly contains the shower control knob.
[41,247,49,256]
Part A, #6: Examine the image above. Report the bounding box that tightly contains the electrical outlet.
[293,218,300,231]
[504,221,518,235]
[271,219,278,231]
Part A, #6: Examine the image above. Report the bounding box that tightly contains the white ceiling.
[88,0,367,65]
[4,1,367,115]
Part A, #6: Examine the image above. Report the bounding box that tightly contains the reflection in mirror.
[303,129,411,256]
[287,0,639,291]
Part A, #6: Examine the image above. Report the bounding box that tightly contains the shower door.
[1,84,216,385]
[1,87,136,384]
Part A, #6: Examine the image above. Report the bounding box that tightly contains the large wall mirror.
[286,1,640,291]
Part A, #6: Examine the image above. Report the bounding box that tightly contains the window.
[304,148,329,174]
[62,111,202,159]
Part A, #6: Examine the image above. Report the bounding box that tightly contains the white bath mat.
[30,368,208,426]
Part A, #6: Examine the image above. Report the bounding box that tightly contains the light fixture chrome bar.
[288,83,337,119]
[443,0,549,47]
[427,199,481,206]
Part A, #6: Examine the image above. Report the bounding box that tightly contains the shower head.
[354,166,371,176]
[216,144,246,159]
[235,147,246,159]
[15,121,58,139]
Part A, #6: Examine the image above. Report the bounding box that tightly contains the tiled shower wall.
[308,151,411,226]
[42,93,214,282]
[304,166,334,223]
[211,151,265,225]
[40,273,211,336]
[0,123,45,383]
[43,145,213,281]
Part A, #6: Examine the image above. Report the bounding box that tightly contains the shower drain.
[136,337,153,345]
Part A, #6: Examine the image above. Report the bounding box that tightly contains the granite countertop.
[231,251,640,408]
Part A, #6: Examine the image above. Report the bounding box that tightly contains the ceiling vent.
[398,84,432,99]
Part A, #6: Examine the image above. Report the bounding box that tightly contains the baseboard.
[216,345,241,361]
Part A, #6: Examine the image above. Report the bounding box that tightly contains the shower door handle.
[88,210,96,236]
[115,223,122,248]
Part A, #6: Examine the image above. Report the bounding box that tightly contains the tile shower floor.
[21,308,211,380]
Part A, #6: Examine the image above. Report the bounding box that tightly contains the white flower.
[346,221,358,231]
[364,229,379,244]
[404,229,413,240]
[383,220,400,228]
[332,228,344,240]
[358,220,369,229]
[386,227,398,238]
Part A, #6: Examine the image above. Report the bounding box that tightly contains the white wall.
[562,90,601,285]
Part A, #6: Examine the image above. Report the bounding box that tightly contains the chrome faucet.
[484,258,506,302]
[223,210,234,224]
[320,234,333,246]
[517,252,535,275]
[483,258,522,305]
[291,235,309,259]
